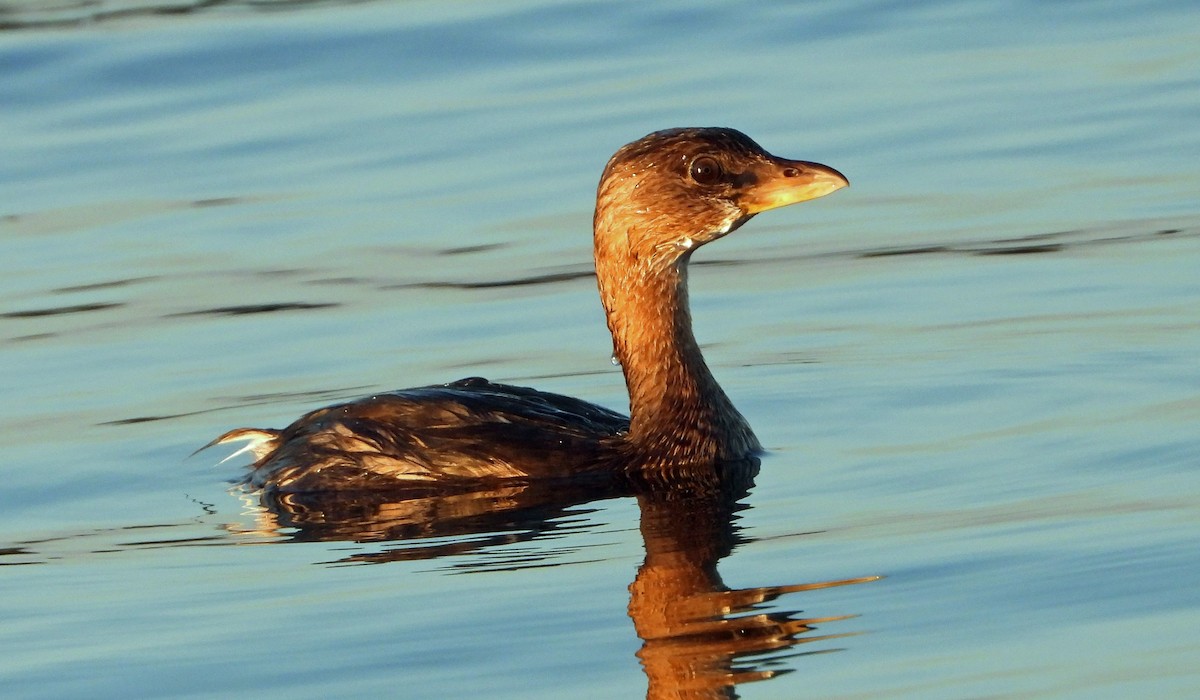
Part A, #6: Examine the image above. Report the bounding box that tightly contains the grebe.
[210,128,847,491]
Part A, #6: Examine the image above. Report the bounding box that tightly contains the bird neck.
[593,219,759,464]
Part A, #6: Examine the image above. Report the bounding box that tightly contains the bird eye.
[689,156,723,186]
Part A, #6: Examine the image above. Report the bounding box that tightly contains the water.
[2,1,1199,697]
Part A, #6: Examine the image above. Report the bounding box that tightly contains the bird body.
[211,128,847,492]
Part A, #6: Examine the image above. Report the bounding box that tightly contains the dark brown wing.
[218,377,630,492]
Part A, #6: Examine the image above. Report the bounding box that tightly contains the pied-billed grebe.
[210,128,847,491]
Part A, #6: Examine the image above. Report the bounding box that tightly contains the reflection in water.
[630,467,878,698]
[1,465,877,696]
[232,479,627,568]
[241,463,879,696]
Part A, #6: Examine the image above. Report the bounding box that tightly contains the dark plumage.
[210,128,847,492]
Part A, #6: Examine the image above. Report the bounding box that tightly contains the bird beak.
[739,157,849,215]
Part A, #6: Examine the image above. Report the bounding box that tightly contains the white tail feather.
[194,428,280,466]
[218,439,266,465]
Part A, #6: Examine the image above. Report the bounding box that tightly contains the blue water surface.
[2,1,1198,698]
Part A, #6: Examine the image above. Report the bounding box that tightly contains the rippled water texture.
[2,1,1199,698]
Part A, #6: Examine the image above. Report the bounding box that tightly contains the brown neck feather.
[593,212,760,464]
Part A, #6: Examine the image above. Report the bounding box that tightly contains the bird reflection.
[233,463,878,696]
[629,465,878,698]
[232,478,626,567]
